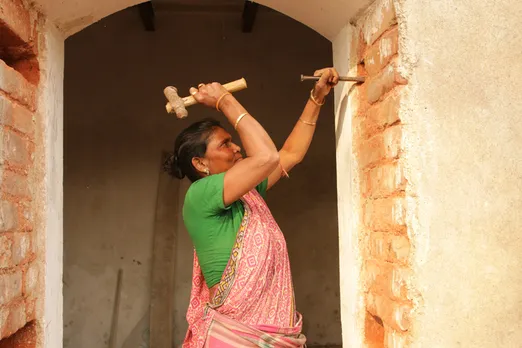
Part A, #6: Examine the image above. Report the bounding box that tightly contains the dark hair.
[163,118,222,182]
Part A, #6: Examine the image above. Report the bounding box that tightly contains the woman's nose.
[233,143,241,152]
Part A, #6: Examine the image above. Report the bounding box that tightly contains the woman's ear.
[192,157,208,174]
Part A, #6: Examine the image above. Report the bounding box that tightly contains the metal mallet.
[300,74,365,83]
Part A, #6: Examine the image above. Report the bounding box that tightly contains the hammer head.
[164,86,188,119]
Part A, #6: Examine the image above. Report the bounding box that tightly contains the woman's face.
[200,127,243,175]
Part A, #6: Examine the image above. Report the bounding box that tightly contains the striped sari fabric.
[183,189,306,348]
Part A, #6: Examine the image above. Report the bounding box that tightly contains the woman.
[164,67,339,347]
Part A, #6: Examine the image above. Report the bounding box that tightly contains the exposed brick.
[33,296,43,323]
[2,301,26,338]
[356,27,367,63]
[0,271,22,304]
[364,197,406,231]
[366,62,405,104]
[0,0,33,45]
[11,233,30,265]
[366,260,388,293]
[0,60,36,110]
[0,200,18,232]
[0,129,3,166]
[11,57,40,86]
[2,129,30,167]
[23,262,38,296]
[2,170,30,198]
[361,93,401,140]
[0,307,8,336]
[367,233,410,264]
[368,231,388,260]
[0,235,13,268]
[0,320,37,348]
[351,84,370,120]
[24,296,36,322]
[365,311,385,347]
[359,125,402,169]
[364,259,382,290]
[390,267,412,300]
[364,27,399,76]
[19,202,32,232]
[363,0,397,45]
[389,235,410,263]
[367,291,412,332]
[365,260,411,300]
[0,95,34,136]
[385,325,409,348]
[365,162,406,198]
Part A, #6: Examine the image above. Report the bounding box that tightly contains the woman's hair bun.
[163,152,185,179]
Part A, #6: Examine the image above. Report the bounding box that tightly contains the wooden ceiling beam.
[242,1,259,33]
[138,1,155,31]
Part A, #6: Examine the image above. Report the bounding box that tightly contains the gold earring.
[205,168,210,175]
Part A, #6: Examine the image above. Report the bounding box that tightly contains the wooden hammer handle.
[184,78,247,107]
[166,78,248,113]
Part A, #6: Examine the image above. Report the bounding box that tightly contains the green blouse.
[182,172,268,288]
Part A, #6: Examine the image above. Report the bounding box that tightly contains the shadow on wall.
[336,85,357,148]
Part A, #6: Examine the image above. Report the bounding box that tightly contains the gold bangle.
[299,118,316,126]
[280,162,290,178]
[309,89,325,106]
[216,92,232,111]
[234,112,248,130]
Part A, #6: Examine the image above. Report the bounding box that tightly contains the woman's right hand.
[189,83,230,109]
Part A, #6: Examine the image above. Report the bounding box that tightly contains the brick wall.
[353,0,414,347]
[0,0,44,344]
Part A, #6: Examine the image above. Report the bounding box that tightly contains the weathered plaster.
[29,0,142,37]
[332,23,364,348]
[38,21,65,348]
[256,0,372,40]
[397,0,522,346]
[29,0,373,40]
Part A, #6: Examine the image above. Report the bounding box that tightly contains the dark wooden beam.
[242,1,259,33]
[138,1,155,31]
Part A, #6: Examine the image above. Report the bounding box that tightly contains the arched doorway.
[62,3,346,347]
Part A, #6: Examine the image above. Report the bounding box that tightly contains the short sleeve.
[256,177,269,199]
[185,172,229,215]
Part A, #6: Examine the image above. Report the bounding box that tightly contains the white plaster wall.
[397,0,522,346]
[332,24,364,348]
[38,22,65,348]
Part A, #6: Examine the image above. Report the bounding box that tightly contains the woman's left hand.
[312,67,340,103]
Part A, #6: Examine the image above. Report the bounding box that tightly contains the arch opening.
[62,5,343,347]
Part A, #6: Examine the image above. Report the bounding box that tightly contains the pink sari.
[183,189,307,348]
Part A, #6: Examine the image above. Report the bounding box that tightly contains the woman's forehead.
[212,127,231,140]
[209,127,231,143]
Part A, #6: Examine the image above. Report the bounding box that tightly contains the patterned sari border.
[208,199,251,308]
